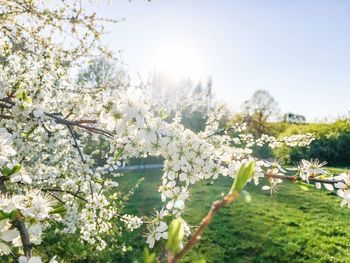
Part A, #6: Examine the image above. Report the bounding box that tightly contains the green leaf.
[1,164,21,176]
[296,181,314,191]
[94,178,104,184]
[297,181,314,188]
[231,161,255,192]
[159,109,169,120]
[143,247,156,263]
[16,90,32,103]
[49,205,66,215]
[8,210,18,220]
[1,167,12,177]
[23,125,38,138]
[318,174,333,179]
[0,209,18,220]
[0,211,7,221]
[166,218,185,254]
[114,148,124,160]
[299,185,309,191]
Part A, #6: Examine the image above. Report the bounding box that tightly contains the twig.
[0,98,113,138]
[45,112,114,138]
[203,127,234,139]
[71,119,97,125]
[0,103,13,109]
[46,192,66,204]
[0,160,31,257]
[0,154,32,258]
[41,188,88,202]
[169,191,239,263]
[42,123,53,137]
[0,176,8,193]
[267,173,344,184]
[12,218,32,258]
[0,114,13,119]
[66,125,86,164]
[66,124,95,201]
[0,98,15,106]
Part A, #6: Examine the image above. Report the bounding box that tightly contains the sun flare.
[153,43,204,81]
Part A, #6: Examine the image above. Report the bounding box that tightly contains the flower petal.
[1,229,20,242]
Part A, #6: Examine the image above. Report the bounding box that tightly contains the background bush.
[274,120,350,167]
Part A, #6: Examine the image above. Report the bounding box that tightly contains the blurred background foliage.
[273,120,350,167]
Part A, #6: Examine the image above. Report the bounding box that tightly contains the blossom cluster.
[0,0,140,260]
[260,159,350,210]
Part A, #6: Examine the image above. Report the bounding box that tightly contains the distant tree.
[77,56,129,89]
[181,79,215,132]
[282,112,306,124]
[241,89,281,135]
[147,70,194,113]
[148,73,225,132]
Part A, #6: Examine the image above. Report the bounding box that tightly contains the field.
[118,168,350,263]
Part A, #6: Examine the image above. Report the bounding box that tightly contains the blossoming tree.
[1,1,350,262]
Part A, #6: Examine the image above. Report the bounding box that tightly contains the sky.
[90,0,350,121]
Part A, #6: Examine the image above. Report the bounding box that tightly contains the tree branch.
[0,97,113,138]
[0,154,32,258]
[0,176,8,193]
[169,191,239,263]
[41,188,88,202]
[12,218,32,258]
[267,173,344,184]
[66,125,86,164]
[45,112,114,138]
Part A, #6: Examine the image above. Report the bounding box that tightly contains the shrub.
[274,120,350,167]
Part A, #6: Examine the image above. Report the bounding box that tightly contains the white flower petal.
[156,221,168,232]
[174,200,185,210]
[18,256,28,263]
[29,256,43,263]
[1,229,20,242]
[323,183,334,191]
[49,256,58,263]
[146,234,155,248]
[335,182,346,189]
[0,242,10,255]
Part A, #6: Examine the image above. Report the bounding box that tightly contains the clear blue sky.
[92,0,350,121]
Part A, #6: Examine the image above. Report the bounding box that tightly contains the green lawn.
[118,168,350,263]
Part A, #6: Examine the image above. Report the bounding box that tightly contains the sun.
[152,43,204,81]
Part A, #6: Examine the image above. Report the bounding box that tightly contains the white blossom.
[298,159,328,183]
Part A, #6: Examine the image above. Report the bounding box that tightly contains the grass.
[117,168,350,263]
